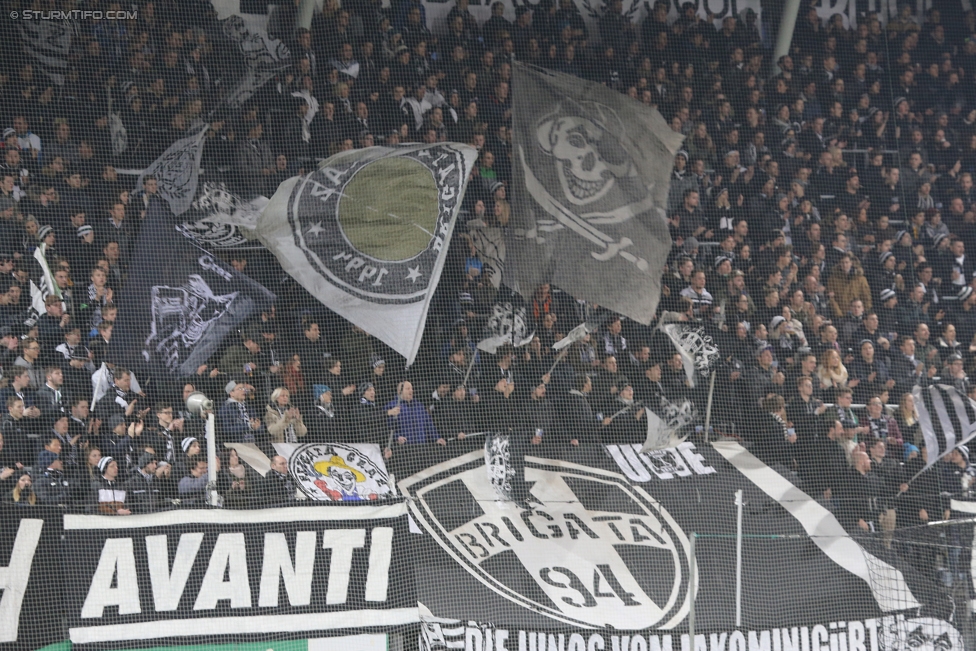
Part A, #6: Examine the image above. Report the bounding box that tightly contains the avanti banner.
[63,504,414,648]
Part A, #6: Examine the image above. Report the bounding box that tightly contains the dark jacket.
[217,466,262,509]
[124,471,165,513]
[0,415,33,467]
[888,352,921,399]
[355,400,388,447]
[604,399,645,443]
[217,399,262,444]
[35,384,68,424]
[310,402,343,441]
[33,468,71,505]
[836,468,885,531]
[743,412,794,468]
[558,390,599,446]
[259,470,297,507]
[431,397,475,439]
[799,435,847,496]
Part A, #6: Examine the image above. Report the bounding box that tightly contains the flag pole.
[386,395,402,454]
[461,348,478,387]
[702,370,717,440]
[546,348,569,375]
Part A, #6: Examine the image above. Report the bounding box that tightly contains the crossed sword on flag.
[518,146,656,270]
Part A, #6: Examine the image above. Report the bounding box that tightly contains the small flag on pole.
[658,321,720,389]
[642,396,697,452]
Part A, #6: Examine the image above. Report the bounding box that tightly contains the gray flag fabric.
[219,16,291,110]
[509,62,683,324]
[176,181,269,250]
[109,204,275,377]
[256,143,478,365]
[642,396,696,452]
[137,124,208,216]
[18,20,76,86]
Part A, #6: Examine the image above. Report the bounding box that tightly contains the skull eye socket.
[567,133,586,149]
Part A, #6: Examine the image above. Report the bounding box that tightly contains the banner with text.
[63,504,415,648]
[420,615,964,651]
[399,438,946,636]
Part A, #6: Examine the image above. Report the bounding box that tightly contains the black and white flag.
[643,395,696,452]
[18,20,76,86]
[218,16,291,110]
[25,244,62,326]
[509,62,683,325]
[137,123,209,216]
[912,384,976,470]
[108,204,274,376]
[64,503,415,647]
[553,313,607,351]
[256,143,478,365]
[176,181,269,250]
[658,321,720,389]
[477,292,535,355]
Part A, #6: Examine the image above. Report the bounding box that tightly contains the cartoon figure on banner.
[289,442,391,501]
[313,455,380,501]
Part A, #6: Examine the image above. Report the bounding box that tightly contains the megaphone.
[185,391,214,415]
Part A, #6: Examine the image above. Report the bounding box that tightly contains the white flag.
[477,298,535,354]
[256,144,478,366]
[26,244,62,324]
[658,322,720,389]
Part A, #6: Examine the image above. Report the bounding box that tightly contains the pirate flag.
[509,62,683,325]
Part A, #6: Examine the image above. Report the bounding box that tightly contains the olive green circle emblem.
[338,157,438,261]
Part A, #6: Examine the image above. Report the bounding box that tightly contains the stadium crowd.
[0,0,975,583]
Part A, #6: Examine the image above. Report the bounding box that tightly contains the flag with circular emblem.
[256,143,479,365]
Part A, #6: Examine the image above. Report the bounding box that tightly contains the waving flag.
[508,62,682,324]
[109,204,275,376]
[136,124,208,217]
[912,384,976,472]
[658,321,721,388]
[256,143,478,365]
